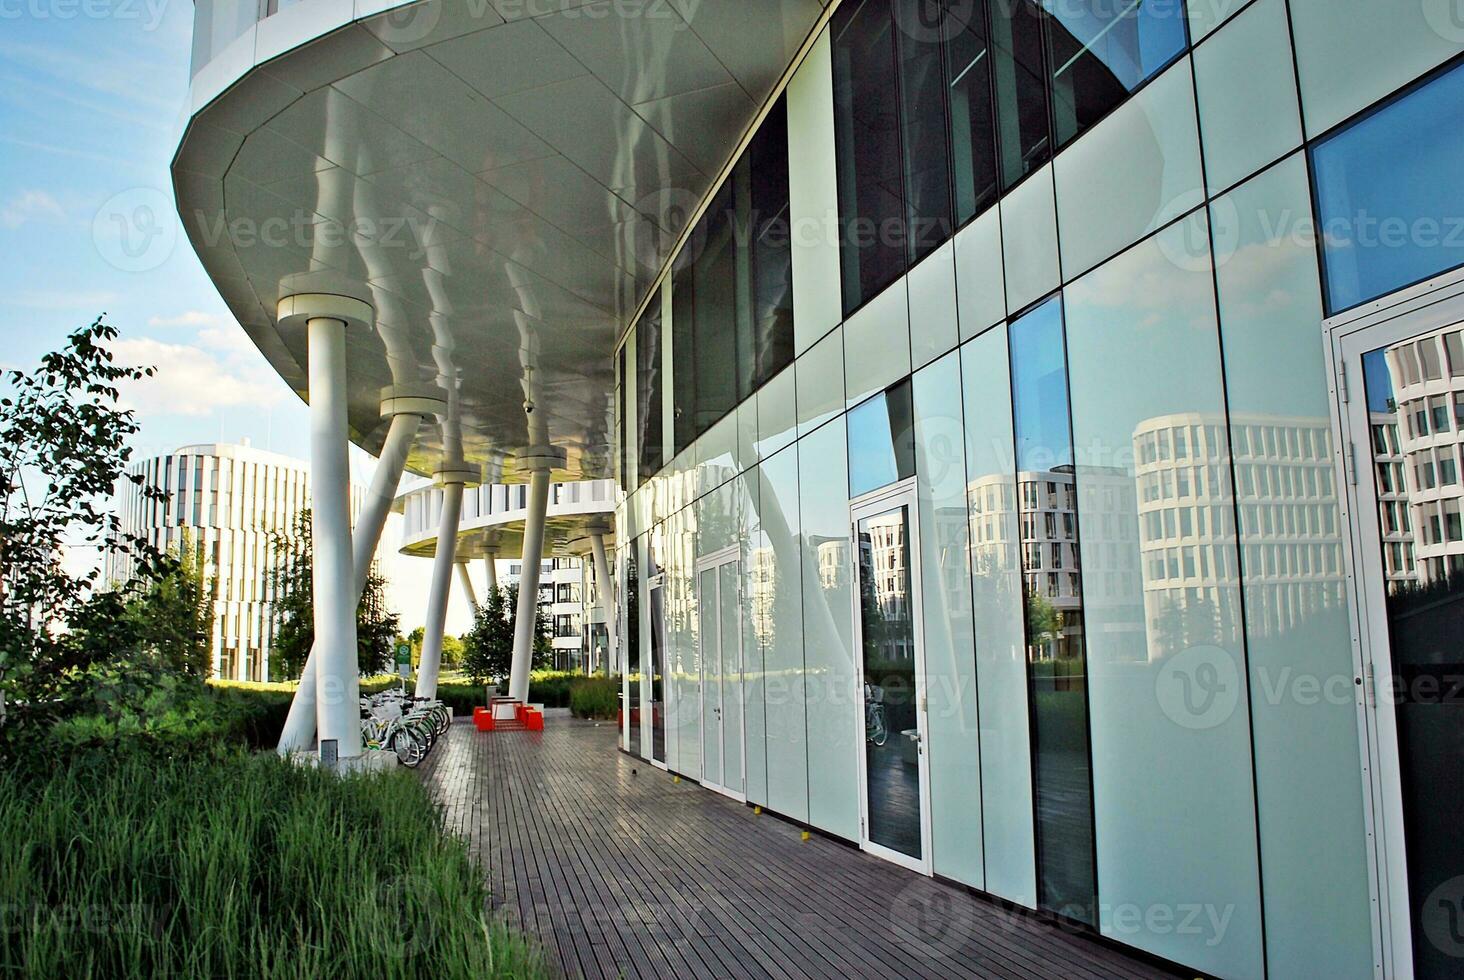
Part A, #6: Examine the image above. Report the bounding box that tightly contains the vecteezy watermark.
[1421,875,1464,959]
[0,900,160,936]
[187,209,439,261]
[1155,645,1242,731]
[371,874,442,958]
[92,187,178,274]
[889,880,979,961]
[1423,0,1464,43]
[0,0,168,30]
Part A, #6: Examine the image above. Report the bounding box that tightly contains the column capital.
[585,516,613,537]
[434,463,479,487]
[276,293,373,332]
[513,444,567,472]
[379,384,447,420]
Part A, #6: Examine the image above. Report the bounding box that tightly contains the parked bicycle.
[864,682,888,747]
[360,687,449,767]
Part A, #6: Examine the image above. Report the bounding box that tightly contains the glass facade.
[609,9,1464,979]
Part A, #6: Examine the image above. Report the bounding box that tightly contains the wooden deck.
[417,720,1181,980]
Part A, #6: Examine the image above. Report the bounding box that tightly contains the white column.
[483,549,499,593]
[416,468,470,700]
[305,315,361,759]
[506,452,559,703]
[276,389,438,754]
[589,528,615,676]
[455,561,479,611]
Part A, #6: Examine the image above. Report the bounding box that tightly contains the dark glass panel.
[636,305,664,486]
[1312,59,1464,314]
[847,379,917,498]
[989,0,1052,190]
[1362,345,1464,980]
[857,504,923,858]
[625,547,641,755]
[944,0,1000,224]
[1044,0,1188,148]
[618,344,630,488]
[895,0,955,263]
[746,98,796,391]
[693,182,740,435]
[1007,296,1096,924]
[648,538,667,764]
[671,260,697,455]
[833,0,907,313]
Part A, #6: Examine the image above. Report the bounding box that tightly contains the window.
[1044,0,1189,148]
[990,0,1052,189]
[944,0,999,223]
[1311,58,1464,313]
[636,301,667,482]
[847,379,916,498]
[669,100,794,456]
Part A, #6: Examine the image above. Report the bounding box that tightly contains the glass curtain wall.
[625,546,641,755]
[832,0,1193,314]
[637,305,664,486]
[1007,296,1097,924]
[669,100,794,460]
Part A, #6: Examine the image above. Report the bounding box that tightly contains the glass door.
[851,483,933,874]
[1334,283,1464,979]
[697,549,744,800]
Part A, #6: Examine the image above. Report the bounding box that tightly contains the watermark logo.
[1423,0,1464,43]
[889,880,978,961]
[1421,875,1464,959]
[632,186,706,275]
[368,0,443,47]
[892,0,974,43]
[371,874,442,957]
[93,187,177,273]
[1155,645,1240,730]
[0,0,168,30]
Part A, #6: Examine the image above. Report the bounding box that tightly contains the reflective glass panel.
[1363,339,1464,980]
[945,0,1000,224]
[1044,0,1188,148]
[898,0,956,263]
[833,0,907,312]
[990,0,1052,189]
[857,504,923,858]
[1007,296,1097,924]
[848,379,917,498]
[1312,59,1464,313]
[637,306,664,486]
[626,546,642,755]
[699,566,724,789]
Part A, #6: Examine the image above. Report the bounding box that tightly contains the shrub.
[0,750,546,978]
[569,676,620,720]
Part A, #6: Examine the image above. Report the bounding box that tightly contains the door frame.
[697,545,746,802]
[848,478,934,876]
[1324,264,1464,979]
[645,567,668,771]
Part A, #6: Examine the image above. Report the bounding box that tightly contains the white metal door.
[1328,269,1464,980]
[850,481,934,875]
[698,548,745,801]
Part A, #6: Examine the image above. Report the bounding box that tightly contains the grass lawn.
[0,749,546,978]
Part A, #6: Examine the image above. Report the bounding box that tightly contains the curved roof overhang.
[399,505,616,561]
[172,0,828,483]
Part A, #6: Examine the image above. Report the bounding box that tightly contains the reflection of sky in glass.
[1040,0,1186,89]
[1312,59,1464,312]
[1009,296,1073,471]
[1362,348,1395,414]
[847,381,913,497]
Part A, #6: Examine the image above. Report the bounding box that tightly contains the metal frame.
[697,545,747,803]
[848,478,934,876]
[1323,263,1464,979]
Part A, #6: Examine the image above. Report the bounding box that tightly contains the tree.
[266,511,400,681]
[125,528,217,677]
[1024,586,1061,657]
[461,585,550,685]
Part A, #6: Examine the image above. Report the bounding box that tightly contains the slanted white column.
[482,548,499,594]
[588,520,615,676]
[277,293,374,760]
[277,383,444,755]
[506,446,564,703]
[455,561,479,611]
[417,464,476,700]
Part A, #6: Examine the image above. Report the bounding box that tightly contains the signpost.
[395,642,412,680]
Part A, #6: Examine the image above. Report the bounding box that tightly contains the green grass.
[0,750,546,979]
[569,676,620,719]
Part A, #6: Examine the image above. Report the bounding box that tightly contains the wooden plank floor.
[417,721,1182,980]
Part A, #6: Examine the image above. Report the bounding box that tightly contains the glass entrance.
[852,487,931,872]
[698,552,744,799]
[1337,296,1464,978]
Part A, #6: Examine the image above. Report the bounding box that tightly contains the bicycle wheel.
[391,727,423,767]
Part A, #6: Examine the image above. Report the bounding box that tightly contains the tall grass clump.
[569,676,620,720]
[0,751,545,979]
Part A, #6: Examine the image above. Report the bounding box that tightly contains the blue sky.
[0,9,456,630]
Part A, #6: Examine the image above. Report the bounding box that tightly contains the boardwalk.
[418,720,1180,980]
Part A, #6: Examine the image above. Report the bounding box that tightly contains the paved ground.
[417,720,1180,980]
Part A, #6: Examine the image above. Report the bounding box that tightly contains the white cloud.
[147,310,226,329]
[112,336,288,418]
[1,190,66,229]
